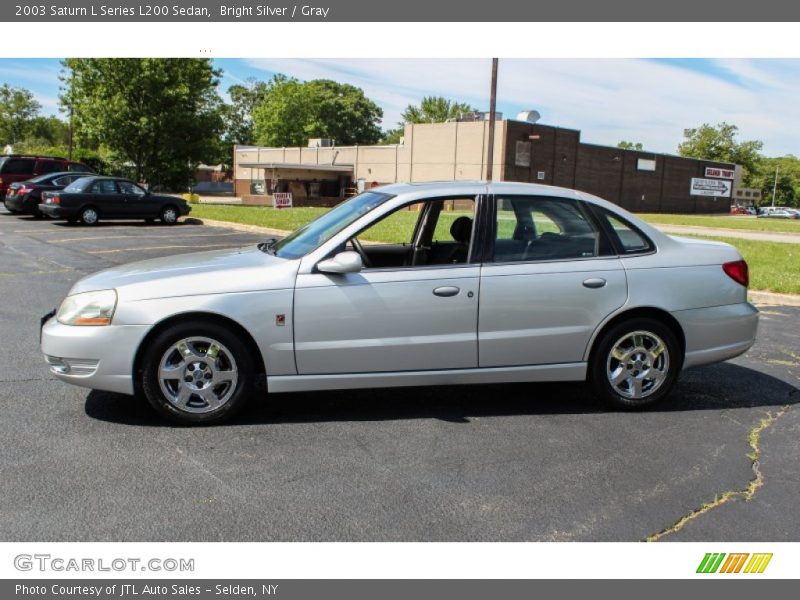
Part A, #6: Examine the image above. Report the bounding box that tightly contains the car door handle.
[582,278,607,289]
[433,286,460,297]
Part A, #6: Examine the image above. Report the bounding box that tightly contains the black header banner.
[3,0,800,22]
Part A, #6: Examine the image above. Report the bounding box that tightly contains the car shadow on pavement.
[84,362,799,428]
[47,219,203,228]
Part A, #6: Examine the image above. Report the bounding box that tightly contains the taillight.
[723,260,749,287]
[18,185,31,194]
[51,195,61,205]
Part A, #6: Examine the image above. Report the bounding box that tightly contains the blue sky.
[2,58,798,156]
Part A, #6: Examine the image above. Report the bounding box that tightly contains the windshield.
[63,177,94,192]
[272,191,392,259]
[28,173,60,184]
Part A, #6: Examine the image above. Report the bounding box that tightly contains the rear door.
[478,194,628,367]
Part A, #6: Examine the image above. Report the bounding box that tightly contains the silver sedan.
[41,181,759,424]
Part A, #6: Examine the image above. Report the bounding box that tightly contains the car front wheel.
[140,321,255,424]
[160,205,179,225]
[589,317,682,409]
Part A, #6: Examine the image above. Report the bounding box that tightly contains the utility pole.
[771,165,779,207]
[485,58,498,181]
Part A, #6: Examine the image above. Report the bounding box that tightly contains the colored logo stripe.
[697,553,726,573]
[744,553,773,574]
[696,553,773,574]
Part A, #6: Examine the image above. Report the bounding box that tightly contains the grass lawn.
[638,213,800,234]
[191,204,328,232]
[682,235,800,295]
[192,205,798,294]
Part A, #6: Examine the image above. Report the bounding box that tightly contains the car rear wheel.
[589,317,682,409]
[80,206,100,225]
[140,321,255,425]
[160,205,178,225]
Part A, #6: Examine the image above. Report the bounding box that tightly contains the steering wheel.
[350,237,372,268]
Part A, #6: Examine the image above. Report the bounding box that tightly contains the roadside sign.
[705,167,735,179]
[690,177,731,197]
[273,192,292,209]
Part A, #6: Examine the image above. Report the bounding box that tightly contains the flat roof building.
[234,119,740,213]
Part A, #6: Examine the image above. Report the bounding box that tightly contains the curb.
[195,217,291,238]
[749,290,800,307]
[197,217,800,308]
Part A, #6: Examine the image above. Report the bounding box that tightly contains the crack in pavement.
[645,403,794,542]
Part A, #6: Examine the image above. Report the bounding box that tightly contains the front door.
[117,180,159,216]
[293,196,481,375]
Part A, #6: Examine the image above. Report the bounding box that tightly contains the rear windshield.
[0,157,35,174]
[28,173,61,184]
[63,177,94,192]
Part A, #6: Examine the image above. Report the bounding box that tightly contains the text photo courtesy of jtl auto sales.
[0,0,799,595]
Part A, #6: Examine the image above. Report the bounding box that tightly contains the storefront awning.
[240,162,354,172]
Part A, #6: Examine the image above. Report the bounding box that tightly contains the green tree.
[62,58,223,189]
[383,96,477,143]
[0,84,41,145]
[24,116,70,146]
[402,96,475,124]
[678,122,763,185]
[617,140,644,151]
[750,155,800,207]
[252,75,383,147]
[222,79,270,146]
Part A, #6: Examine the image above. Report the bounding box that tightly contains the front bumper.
[40,314,151,395]
[674,302,760,369]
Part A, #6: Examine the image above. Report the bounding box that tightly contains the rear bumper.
[4,194,24,211]
[5,194,39,213]
[41,315,150,395]
[673,302,759,369]
[38,203,77,219]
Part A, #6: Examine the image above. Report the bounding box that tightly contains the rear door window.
[37,160,63,174]
[493,196,602,262]
[90,180,119,194]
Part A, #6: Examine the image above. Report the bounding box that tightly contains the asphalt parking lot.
[0,208,798,542]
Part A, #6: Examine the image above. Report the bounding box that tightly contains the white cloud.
[243,58,800,156]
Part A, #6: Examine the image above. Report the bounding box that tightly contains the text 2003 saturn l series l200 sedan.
[41,181,759,425]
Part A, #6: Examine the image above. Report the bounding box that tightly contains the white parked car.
[41,181,759,424]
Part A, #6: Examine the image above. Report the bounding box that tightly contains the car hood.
[69,245,299,301]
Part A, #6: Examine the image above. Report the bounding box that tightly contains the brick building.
[233,118,740,213]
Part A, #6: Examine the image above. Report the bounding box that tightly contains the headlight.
[56,289,118,326]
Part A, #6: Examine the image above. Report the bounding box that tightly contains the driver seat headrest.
[450,216,473,244]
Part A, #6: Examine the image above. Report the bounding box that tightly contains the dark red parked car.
[0,155,93,199]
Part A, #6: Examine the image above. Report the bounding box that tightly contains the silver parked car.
[41,181,759,424]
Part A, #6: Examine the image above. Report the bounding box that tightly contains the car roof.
[371,179,668,245]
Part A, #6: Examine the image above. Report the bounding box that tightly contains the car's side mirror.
[317,251,363,274]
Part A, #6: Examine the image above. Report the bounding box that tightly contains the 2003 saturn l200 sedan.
[41,181,759,424]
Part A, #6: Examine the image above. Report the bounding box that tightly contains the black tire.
[160,205,179,225]
[79,205,100,226]
[588,317,682,410]
[140,320,255,425]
